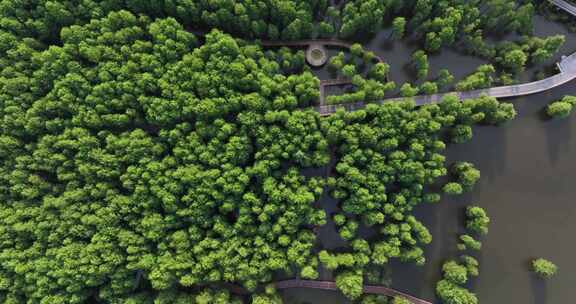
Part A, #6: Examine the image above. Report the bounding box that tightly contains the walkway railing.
[552,0,576,16]
[180,1,576,301]
[280,0,576,115]
[275,279,433,304]
[314,69,576,115]
[260,38,385,63]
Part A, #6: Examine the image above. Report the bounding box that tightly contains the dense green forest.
[0,0,556,303]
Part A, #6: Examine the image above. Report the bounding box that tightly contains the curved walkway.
[180,1,574,302]
[262,38,353,48]
[552,0,576,16]
[315,56,576,115]
[310,0,576,115]
[196,279,432,304]
[261,38,385,63]
[275,280,432,304]
[262,39,387,105]
[319,79,353,105]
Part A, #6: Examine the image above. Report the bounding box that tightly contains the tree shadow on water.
[379,39,394,51]
[525,256,549,304]
[446,123,508,185]
[541,108,573,165]
[530,274,548,304]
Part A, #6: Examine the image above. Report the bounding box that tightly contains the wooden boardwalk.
[261,2,576,301]
[262,38,353,49]
[313,0,576,115]
[180,1,576,301]
[261,38,385,63]
[261,0,576,116]
[275,279,433,304]
[319,79,353,105]
[314,66,576,115]
[552,0,576,16]
[198,279,433,304]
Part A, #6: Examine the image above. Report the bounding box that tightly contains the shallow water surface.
[284,15,576,304]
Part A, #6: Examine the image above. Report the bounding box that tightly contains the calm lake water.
[283,15,576,304]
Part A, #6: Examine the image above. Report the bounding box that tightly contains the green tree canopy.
[532,258,558,278]
[547,96,576,118]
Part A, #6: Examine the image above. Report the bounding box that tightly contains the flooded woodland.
[284,15,576,304]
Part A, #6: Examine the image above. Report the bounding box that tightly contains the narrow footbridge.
[261,38,353,49]
[275,279,433,304]
[551,0,576,16]
[261,38,385,63]
[310,0,576,115]
[315,56,576,115]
